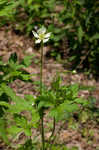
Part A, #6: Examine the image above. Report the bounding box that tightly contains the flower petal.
[35,39,41,44]
[38,27,46,34]
[45,32,51,38]
[43,38,49,43]
[32,31,39,38]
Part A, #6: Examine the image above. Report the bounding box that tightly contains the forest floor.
[0,25,99,150]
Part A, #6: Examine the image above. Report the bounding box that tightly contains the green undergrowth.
[0,53,98,150]
[18,139,79,150]
[0,0,99,75]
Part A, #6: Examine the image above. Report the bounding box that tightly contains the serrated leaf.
[1,83,19,102]
[14,114,27,128]
[8,98,34,114]
[7,125,22,136]
[20,74,31,80]
[36,93,55,105]
[74,98,89,106]
[1,84,35,113]
[3,71,21,81]
[59,102,79,113]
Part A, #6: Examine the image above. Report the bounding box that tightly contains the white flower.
[32,96,37,106]
[72,70,77,74]
[32,26,51,44]
[32,102,35,106]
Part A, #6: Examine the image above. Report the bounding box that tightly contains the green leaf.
[0,101,10,108]
[30,109,40,128]
[38,101,52,109]
[22,55,34,67]
[54,28,62,34]
[36,93,55,106]
[0,0,17,17]
[49,101,79,121]
[9,114,32,137]
[0,60,3,65]
[15,64,25,70]
[1,84,35,113]
[3,71,21,81]
[90,33,99,42]
[0,88,3,96]
[78,26,84,43]
[70,84,79,98]
[24,128,32,136]
[14,114,27,128]
[27,0,33,5]
[74,98,89,106]
[79,111,89,123]
[9,52,17,63]
[8,98,34,114]
[7,125,23,136]
[49,107,59,119]
[59,102,79,113]
[1,83,19,102]
[20,74,31,80]
[24,94,35,101]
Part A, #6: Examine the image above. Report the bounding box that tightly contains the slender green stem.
[51,117,56,138]
[40,41,45,150]
[41,111,45,150]
[48,117,56,149]
[49,117,56,141]
[40,42,43,95]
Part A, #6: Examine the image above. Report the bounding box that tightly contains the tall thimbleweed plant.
[32,26,51,150]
